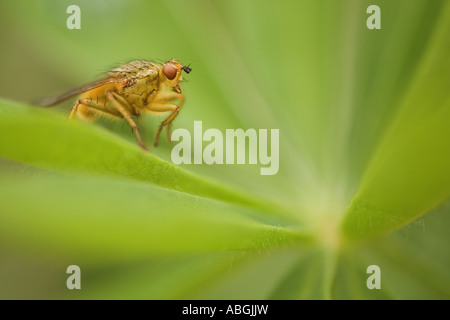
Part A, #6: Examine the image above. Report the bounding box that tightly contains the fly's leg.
[106,91,140,133]
[146,102,178,147]
[146,92,185,147]
[106,91,148,151]
[69,101,80,120]
[165,122,173,144]
[69,98,122,120]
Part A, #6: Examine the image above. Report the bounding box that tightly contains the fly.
[35,60,192,151]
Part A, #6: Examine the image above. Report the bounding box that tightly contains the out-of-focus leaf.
[342,2,450,238]
[335,200,450,299]
[192,249,305,300]
[61,253,249,300]
[0,174,309,263]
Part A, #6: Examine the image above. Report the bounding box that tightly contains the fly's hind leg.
[69,98,121,120]
[146,92,185,147]
[69,101,80,120]
[106,91,148,151]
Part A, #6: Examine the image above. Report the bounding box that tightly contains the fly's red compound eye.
[163,64,177,80]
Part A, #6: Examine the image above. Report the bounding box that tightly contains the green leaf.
[336,200,450,299]
[342,2,450,238]
[266,247,336,300]
[60,253,251,300]
[0,174,308,263]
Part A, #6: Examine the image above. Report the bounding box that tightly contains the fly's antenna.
[181,65,192,74]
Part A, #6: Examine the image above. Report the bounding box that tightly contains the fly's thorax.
[110,60,159,97]
[109,60,159,78]
[117,76,160,111]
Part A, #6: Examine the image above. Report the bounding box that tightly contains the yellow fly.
[36,60,192,151]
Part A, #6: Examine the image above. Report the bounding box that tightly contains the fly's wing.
[33,77,124,106]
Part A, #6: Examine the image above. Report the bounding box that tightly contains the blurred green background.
[0,0,450,299]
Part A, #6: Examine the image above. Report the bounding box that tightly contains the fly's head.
[161,60,192,93]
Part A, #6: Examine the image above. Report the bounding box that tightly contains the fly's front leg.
[106,91,148,151]
[146,102,178,147]
[146,92,185,147]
